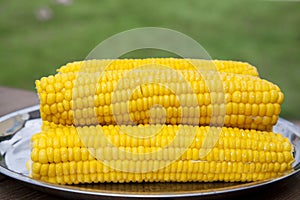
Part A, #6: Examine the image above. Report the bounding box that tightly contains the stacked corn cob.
[31,58,294,184]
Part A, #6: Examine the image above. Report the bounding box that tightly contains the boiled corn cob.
[36,67,283,130]
[30,123,294,184]
[56,58,259,76]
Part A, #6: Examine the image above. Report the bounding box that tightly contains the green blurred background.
[0,0,299,119]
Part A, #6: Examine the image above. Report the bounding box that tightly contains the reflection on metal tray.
[0,105,300,199]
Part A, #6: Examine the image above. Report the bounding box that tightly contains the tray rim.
[0,105,299,198]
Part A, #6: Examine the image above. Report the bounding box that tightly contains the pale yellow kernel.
[280,163,288,172]
[255,92,262,104]
[42,105,51,115]
[46,84,55,93]
[204,93,211,105]
[62,100,70,110]
[65,81,73,89]
[237,115,245,125]
[248,91,255,104]
[46,163,55,177]
[258,104,266,116]
[46,147,54,163]
[32,162,41,174]
[283,151,293,162]
[263,104,273,117]
[252,104,259,116]
[262,91,270,103]
[230,115,238,125]
[64,90,72,101]
[50,104,58,114]
[232,91,242,103]
[60,147,68,162]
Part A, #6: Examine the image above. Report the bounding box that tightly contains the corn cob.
[36,67,283,131]
[56,58,259,76]
[30,123,294,184]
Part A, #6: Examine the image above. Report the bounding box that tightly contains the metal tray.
[0,105,300,199]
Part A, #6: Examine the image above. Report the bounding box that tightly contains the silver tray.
[0,105,300,199]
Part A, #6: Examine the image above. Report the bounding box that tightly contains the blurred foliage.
[0,0,299,118]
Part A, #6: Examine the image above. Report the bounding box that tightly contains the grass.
[0,0,299,119]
